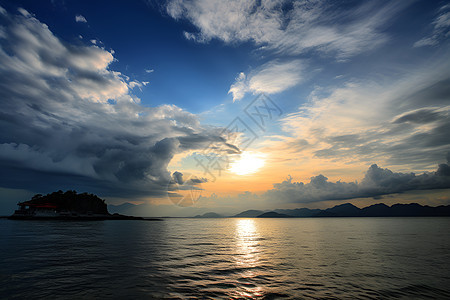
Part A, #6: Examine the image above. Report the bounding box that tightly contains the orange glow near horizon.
[168,147,375,198]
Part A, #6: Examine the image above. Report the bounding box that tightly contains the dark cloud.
[265,157,450,203]
[393,78,450,113]
[170,171,207,187]
[0,7,235,198]
[436,163,450,177]
[172,171,184,185]
[393,108,447,124]
[187,177,208,185]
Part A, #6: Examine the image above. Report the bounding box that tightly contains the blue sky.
[0,0,256,113]
[3,0,442,114]
[3,1,444,114]
[0,0,449,216]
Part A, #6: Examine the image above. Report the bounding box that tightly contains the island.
[8,190,158,220]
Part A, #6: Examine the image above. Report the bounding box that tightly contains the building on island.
[11,190,109,218]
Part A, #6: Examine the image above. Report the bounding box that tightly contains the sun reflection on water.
[234,219,264,297]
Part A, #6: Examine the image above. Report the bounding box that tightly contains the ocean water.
[1,217,450,299]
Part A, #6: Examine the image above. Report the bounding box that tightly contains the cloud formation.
[75,14,87,23]
[166,0,410,59]
[278,59,450,171]
[414,4,450,47]
[228,60,303,101]
[0,7,234,197]
[265,157,450,203]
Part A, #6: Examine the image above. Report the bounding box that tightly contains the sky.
[0,0,449,216]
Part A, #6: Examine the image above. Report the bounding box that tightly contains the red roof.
[35,204,57,209]
[19,201,57,209]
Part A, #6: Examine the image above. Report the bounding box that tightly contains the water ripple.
[1,218,450,299]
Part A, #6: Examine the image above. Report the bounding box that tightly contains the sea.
[1,217,450,299]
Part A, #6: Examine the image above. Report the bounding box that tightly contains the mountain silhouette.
[255,203,450,218]
[233,210,266,217]
[108,202,450,218]
[257,211,292,218]
[194,212,224,218]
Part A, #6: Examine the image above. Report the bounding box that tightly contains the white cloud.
[414,4,450,48]
[228,60,303,101]
[228,72,247,102]
[17,8,31,17]
[145,69,154,73]
[166,0,410,59]
[128,80,150,90]
[248,60,304,94]
[435,9,450,29]
[75,14,87,23]
[166,0,184,19]
[128,80,144,89]
[90,39,97,44]
[413,37,438,47]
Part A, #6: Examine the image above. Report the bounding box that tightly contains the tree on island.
[22,190,109,215]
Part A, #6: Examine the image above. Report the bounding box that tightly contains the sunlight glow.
[229,152,266,175]
[234,219,264,297]
[235,219,259,267]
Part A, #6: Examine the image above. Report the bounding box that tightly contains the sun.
[229,151,266,175]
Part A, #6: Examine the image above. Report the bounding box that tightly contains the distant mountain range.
[109,202,450,218]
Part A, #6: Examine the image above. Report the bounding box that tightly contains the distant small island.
[8,190,157,220]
